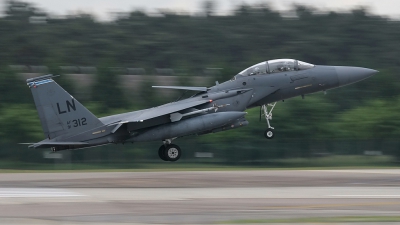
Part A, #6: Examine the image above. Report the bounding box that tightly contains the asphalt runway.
[0,169,400,224]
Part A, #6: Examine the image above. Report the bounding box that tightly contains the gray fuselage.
[29,62,377,152]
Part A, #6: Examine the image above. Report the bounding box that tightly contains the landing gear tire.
[158,145,168,161]
[164,144,181,162]
[264,128,274,139]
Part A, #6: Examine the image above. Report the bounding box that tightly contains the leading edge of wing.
[28,141,89,148]
[152,86,209,92]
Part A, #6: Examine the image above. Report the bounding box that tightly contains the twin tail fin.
[27,75,103,139]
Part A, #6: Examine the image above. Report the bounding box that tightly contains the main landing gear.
[261,102,277,139]
[158,139,181,162]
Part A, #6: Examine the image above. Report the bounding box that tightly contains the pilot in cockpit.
[233,59,314,80]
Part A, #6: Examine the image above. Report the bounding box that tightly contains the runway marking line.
[0,188,84,198]
[331,195,400,198]
[321,169,400,175]
[261,201,400,210]
[220,216,400,224]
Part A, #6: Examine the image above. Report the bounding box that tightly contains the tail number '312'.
[67,118,87,129]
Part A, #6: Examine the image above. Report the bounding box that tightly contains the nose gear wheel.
[264,128,274,139]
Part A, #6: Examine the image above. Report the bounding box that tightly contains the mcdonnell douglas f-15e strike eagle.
[24,59,377,161]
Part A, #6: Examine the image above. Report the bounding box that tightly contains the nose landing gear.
[261,102,277,139]
[158,139,181,161]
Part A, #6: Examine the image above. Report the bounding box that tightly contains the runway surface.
[0,169,400,224]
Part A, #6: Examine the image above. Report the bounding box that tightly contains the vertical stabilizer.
[26,75,103,139]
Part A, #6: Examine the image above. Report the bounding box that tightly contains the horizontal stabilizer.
[28,141,89,149]
[152,86,209,92]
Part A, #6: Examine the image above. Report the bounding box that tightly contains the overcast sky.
[2,0,400,20]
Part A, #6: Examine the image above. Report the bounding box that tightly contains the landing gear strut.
[261,102,277,139]
[158,139,181,162]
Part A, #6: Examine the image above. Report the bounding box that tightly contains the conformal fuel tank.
[129,111,246,142]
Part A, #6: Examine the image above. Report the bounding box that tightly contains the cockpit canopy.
[237,59,314,77]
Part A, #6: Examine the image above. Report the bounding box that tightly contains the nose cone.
[335,66,378,86]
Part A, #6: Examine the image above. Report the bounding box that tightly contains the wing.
[152,86,209,92]
[108,99,212,133]
[133,99,210,122]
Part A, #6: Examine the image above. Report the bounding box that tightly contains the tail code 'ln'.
[27,75,103,139]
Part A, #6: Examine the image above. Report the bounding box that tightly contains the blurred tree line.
[0,0,399,167]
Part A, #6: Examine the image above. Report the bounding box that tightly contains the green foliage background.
[0,1,399,167]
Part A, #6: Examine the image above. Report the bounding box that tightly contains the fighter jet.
[24,59,377,161]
